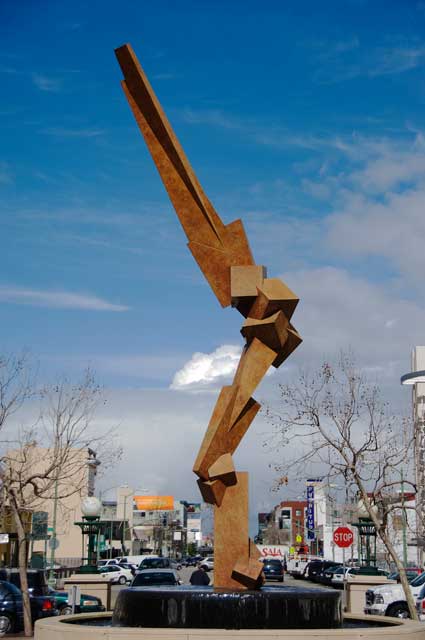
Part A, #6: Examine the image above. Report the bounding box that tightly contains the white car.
[331,567,359,587]
[200,557,214,571]
[288,558,310,579]
[365,572,425,618]
[98,559,119,567]
[97,565,133,584]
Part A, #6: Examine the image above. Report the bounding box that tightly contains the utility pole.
[401,469,408,569]
[48,474,59,587]
[121,491,133,555]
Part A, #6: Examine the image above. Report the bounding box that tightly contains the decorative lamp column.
[75,496,102,573]
[351,499,378,567]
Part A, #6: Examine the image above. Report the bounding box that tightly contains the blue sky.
[2,1,425,515]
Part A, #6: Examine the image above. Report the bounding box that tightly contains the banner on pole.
[306,485,315,540]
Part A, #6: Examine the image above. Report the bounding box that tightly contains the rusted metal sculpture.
[115,44,302,589]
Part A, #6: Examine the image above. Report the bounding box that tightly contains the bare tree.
[264,351,418,620]
[0,356,121,636]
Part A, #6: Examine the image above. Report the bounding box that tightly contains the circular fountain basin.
[35,612,425,640]
[112,585,341,629]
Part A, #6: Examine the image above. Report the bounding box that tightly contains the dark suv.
[0,569,48,596]
[306,560,339,582]
[262,559,284,582]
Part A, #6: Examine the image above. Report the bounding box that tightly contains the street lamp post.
[75,497,102,573]
[121,491,133,555]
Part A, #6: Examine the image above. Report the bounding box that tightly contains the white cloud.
[348,135,425,192]
[40,127,104,138]
[181,108,244,131]
[369,46,425,76]
[180,108,349,152]
[170,344,242,391]
[0,286,129,311]
[306,133,425,288]
[279,266,425,398]
[31,73,62,92]
[313,40,425,84]
[326,186,425,286]
[269,130,425,291]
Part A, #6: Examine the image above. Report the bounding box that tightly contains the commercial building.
[0,508,32,567]
[2,447,92,568]
[401,346,425,566]
[185,503,202,547]
[100,489,204,558]
[257,500,307,552]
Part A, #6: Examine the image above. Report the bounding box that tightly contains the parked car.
[131,569,181,587]
[415,582,425,620]
[262,559,284,582]
[98,559,119,567]
[0,580,57,636]
[330,567,359,587]
[392,567,423,577]
[183,556,200,567]
[0,568,49,596]
[365,570,425,618]
[355,566,389,577]
[97,565,133,584]
[118,562,137,576]
[388,571,422,582]
[181,556,194,567]
[319,565,344,586]
[47,587,105,615]
[288,557,311,579]
[200,557,214,572]
[306,560,338,582]
[137,557,182,571]
[118,555,159,566]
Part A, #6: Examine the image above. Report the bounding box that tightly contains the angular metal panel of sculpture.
[115,44,302,590]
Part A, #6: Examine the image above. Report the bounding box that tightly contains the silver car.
[200,557,214,572]
[131,569,181,587]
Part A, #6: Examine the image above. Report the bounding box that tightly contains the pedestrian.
[190,563,210,586]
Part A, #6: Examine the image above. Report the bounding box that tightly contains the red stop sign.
[333,526,353,548]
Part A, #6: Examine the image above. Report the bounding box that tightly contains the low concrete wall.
[35,613,425,640]
[346,576,396,615]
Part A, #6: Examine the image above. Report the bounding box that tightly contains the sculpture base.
[112,585,342,629]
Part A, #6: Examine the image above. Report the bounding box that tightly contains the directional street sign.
[333,526,354,548]
[48,536,60,550]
